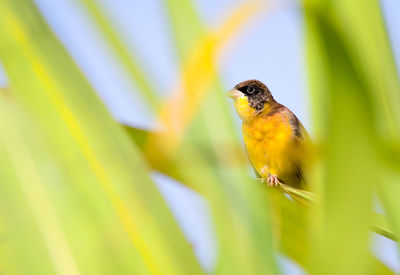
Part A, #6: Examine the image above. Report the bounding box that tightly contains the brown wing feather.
[289,115,312,189]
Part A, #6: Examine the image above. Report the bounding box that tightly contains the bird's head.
[226,79,274,121]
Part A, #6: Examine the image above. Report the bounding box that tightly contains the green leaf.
[79,0,160,109]
[372,213,397,241]
[0,1,204,274]
[157,2,279,274]
[303,1,397,274]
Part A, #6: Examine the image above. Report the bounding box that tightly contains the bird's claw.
[266,174,280,186]
[257,175,281,186]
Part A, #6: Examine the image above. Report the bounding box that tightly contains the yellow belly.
[243,113,297,181]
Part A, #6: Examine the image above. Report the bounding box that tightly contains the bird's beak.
[226,89,243,99]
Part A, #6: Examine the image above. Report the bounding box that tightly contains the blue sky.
[1,0,400,273]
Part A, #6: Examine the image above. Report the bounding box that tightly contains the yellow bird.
[227,80,312,189]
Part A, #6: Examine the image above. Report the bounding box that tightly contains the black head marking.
[233,79,274,111]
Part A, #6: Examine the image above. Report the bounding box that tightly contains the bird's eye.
[247,86,255,94]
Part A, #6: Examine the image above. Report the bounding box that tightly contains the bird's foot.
[257,175,281,186]
[266,174,280,186]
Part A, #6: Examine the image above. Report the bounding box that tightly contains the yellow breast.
[242,111,296,179]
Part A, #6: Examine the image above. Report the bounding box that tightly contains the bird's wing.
[289,114,313,189]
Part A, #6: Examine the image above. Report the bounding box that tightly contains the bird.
[227,79,312,190]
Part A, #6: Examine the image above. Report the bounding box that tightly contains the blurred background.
[1,0,400,274]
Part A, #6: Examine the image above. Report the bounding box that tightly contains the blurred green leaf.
[158,1,279,274]
[123,125,150,149]
[0,97,81,275]
[372,213,397,241]
[270,190,394,275]
[79,0,160,109]
[0,0,398,273]
[0,1,204,274]
[303,1,396,274]
[378,171,400,253]
[163,0,204,61]
[330,0,400,139]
